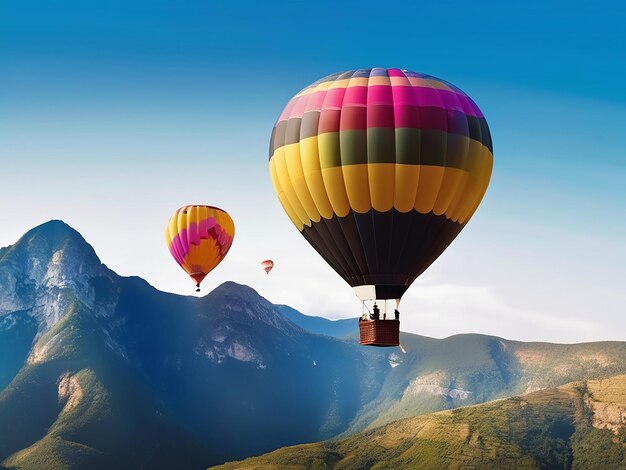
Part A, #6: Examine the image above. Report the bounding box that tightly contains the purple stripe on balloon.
[447,109,471,135]
[458,95,476,116]
[370,67,388,77]
[439,89,465,112]
[466,96,484,118]
[411,86,445,108]
[441,90,483,117]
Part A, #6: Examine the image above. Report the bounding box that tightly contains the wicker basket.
[359,319,400,346]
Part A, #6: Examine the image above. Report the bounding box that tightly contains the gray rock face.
[0,220,108,332]
[207,282,304,334]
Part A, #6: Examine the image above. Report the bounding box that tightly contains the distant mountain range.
[1,221,625,469]
[214,375,626,469]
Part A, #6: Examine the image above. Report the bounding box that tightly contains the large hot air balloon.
[269,68,492,346]
[261,259,274,274]
[165,205,235,292]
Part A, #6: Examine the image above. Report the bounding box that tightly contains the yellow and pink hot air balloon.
[261,259,274,274]
[269,68,493,346]
[165,205,235,292]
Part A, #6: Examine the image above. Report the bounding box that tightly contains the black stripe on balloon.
[301,225,351,283]
[403,213,463,285]
[352,210,380,275]
[337,215,369,284]
[388,207,414,276]
[311,218,354,281]
[301,210,464,299]
[480,118,493,153]
[417,212,467,282]
[372,209,394,275]
[322,216,363,283]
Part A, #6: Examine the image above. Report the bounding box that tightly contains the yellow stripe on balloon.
[269,157,304,230]
[414,166,445,214]
[394,164,421,213]
[342,164,371,214]
[284,142,322,223]
[273,146,311,227]
[299,136,334,220]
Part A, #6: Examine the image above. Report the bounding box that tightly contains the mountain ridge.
[212,375,626,469]
[1,220,626,468]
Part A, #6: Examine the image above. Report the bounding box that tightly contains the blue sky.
[1,0,625,342]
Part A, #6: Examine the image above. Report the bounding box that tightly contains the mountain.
[0,221,389,468]
[349,333,626,434]
[212,375,626,469]
[274,304,356,339]
[1,220,626,468]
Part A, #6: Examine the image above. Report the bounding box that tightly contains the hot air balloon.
[269,68,492,346]
[165,205,235,292]
[261,259,274,274]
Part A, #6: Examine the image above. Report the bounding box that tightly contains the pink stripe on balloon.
[322,87,346,109]
[387,68,406,77]
[198,218,208,238]
[170,236,186,265]
[179,227,189,254]
[290,96,307,118]
[188,222,200,245]
[304,90,327,111]
[342,86,368,107]
[391,85,418,106]
[278,96,298,121]
[278,86,483,121]
[367,85,394,105]
[168,244,185,266]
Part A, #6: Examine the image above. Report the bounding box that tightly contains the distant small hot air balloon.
[269,68,493,346]
[165,205,235,292]
[261,259,274,274]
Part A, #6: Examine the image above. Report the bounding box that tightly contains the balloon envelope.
[261,259,274,274]
[269,68,492,300]
[165,205,235,288]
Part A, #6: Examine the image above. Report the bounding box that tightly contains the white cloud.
[397,282,604,343]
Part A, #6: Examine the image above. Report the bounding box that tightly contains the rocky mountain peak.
[204,281,302,334]
[0,220,107,331]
